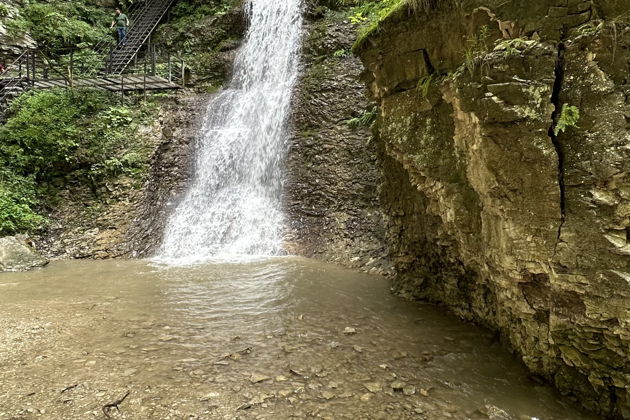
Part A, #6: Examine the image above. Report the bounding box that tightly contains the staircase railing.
[104,0,176,75]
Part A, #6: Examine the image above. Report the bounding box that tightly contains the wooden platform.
[30,75,180,92]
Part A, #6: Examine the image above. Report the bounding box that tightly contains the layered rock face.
[285,8,390,273]
[356,1,630,417]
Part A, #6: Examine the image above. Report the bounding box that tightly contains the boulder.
[0,236,48,272]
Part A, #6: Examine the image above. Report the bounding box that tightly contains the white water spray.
[157,0,303,263]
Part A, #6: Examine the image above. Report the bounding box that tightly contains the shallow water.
[0,258,594,419]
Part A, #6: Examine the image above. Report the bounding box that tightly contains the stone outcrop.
[285,6,390,273]
[356,1,630,418]
[0,235,48,272]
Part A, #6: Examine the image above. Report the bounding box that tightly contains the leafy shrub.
[0,171,46,235]
[0,89,154,235]
[4,1,111,51]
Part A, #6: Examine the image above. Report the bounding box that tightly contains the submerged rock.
[0,236,48,272]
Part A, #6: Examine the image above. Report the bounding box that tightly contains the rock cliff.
[285,6,391,273]
[355,1,630,417]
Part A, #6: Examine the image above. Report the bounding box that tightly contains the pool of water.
[0,258,594,419]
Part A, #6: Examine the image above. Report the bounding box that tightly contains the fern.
[554,104,580,135]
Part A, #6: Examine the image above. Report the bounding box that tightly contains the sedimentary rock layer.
[356,1,630,417]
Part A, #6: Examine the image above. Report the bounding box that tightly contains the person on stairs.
[111,9,129,45]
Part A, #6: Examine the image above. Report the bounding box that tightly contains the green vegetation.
[3,0,112,53]
[463,25,490,76]
[160,0,236,38]
[349,0,462,52]
[0,89,156,235]
[417,73,439,98]
[347,107,377,129]
[554,104,580,136]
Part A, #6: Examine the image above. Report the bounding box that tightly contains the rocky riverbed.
[0,258,595,419]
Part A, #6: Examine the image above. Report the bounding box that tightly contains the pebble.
[363,382,382,393]
[360,393,372,401]
[321,391,335,400]
[403,385,416,396]
[391,381,406,391]
[122,368,137,377]
[158,335,175,342]
[343,327,357,335]
[250,374,271,383]
[353,345,363,353]
[199,392,219,402]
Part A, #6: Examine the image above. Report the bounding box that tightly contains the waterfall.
[157,0,303,263]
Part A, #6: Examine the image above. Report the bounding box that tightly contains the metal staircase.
[0,0,182,112]
[104,0,176,75]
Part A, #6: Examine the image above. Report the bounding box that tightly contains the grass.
[351,0,463,52]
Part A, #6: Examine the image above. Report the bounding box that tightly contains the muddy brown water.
[0,258,595,419]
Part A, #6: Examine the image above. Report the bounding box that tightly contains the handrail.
[0,50,29,78]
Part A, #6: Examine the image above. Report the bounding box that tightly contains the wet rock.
[285,9,390,274]
[0,236,48,272]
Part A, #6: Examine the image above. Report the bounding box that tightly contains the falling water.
[157,0,303,262]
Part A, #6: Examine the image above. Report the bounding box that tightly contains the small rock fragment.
[363,382,382,393]
[199,392,220,402]
[321,391,335,400]
[403,385,416,396]
[250,374,271,383]
[360,393,372,401]
[343,327,357,335]
[391,381,406,391]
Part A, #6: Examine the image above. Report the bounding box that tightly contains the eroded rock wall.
[357,1,630,417]
[285,7,390,273]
